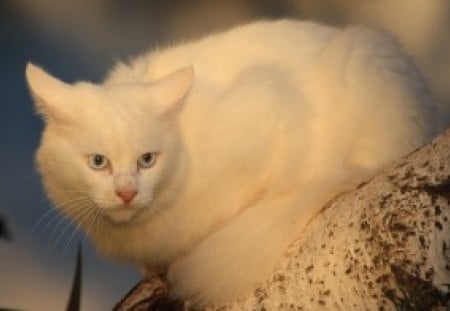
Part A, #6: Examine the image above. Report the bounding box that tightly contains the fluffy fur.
[28,20,438,305]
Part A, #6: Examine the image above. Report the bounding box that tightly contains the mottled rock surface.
[117,129,450,310]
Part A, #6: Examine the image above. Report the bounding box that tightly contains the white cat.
[27,19,438,305]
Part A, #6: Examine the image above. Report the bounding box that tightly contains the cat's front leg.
[167,192,314,306]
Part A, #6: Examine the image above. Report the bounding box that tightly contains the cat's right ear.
[25,62,72,124]
[151,66,194,115]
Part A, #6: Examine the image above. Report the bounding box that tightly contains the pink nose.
[115,189,138,205]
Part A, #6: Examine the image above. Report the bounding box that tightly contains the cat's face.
[26,63,193,224]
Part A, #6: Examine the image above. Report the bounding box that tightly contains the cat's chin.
[104,206,144,224]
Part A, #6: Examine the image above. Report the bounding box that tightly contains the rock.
[116,129,450,310]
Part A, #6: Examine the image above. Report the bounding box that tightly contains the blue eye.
[137,152,157,169]
[88,154,109,170]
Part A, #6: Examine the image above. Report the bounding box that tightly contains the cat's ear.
[151,66,194,114]
[25,62,72,123]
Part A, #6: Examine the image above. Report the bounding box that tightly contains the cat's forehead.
[76,82,153,113]
[61,83,164,153]
[66,83,158,127]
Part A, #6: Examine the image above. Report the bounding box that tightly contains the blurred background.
[0,0,449,309]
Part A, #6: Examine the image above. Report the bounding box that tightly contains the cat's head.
[26,63,193,224]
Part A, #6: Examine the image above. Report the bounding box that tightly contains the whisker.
[42,212,65,237]
[46,201,92,238]
[52,204,95,251]
[28,207,58,242]
[83,208,102,245]
[62,206,98,256]
[35,191,91,207]
[36,191,92,207]
[55,196,93,207]
[61,224,82,257]
[50,190,91,196]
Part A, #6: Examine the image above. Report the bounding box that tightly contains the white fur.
[28,20,438,305]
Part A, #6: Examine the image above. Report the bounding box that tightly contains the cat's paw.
[167,251,239,305]
[167,234,269,305]
[167,200,297,306]
[168,230,284,305]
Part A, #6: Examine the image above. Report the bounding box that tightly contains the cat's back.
[106,19,337,86]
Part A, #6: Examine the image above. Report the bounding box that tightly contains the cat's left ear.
[150,66,194,114]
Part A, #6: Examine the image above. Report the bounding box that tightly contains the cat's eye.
[137,152,157,169]
[88,154,109,170]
